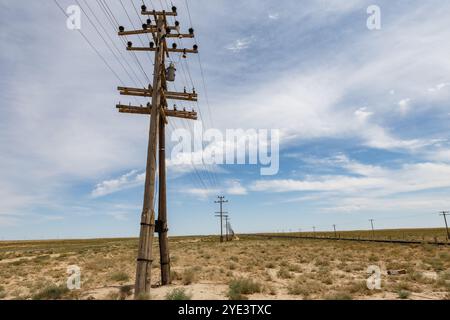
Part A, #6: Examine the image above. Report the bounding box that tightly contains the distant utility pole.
[333,224,337,238]
[215,196,228,243]
[439,211,450,240]
[116,4,199,298]
[369,219,375,239]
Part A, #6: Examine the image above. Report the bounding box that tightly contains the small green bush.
[166,288,191,300]
[32,285,69,300]
[228,278,262,300]
[398,290,411,299]
[182,268,197,285]
[110,271,130,282]
[119,285,133,299]
[277,267,293,279]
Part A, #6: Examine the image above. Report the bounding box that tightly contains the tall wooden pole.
[158,116,170,285]
[134,18,164,298]
[116,6,199,298]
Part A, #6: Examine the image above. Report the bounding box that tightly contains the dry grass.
[0,233,449,300]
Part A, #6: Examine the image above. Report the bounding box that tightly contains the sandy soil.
[0,235,449,300]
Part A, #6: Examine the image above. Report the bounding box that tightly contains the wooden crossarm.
[116,105,197,120]
[142,10,177,17]
[117,86,198,98]
[118,87,198,102]
[165,33,194,38]
[118,29,156,36]
[127,47,198,54]
[119,91,198,102]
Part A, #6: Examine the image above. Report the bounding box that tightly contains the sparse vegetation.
[110,271,130,282]
[0,231,449,300]
[32,285,69,300]
[277,267,293,279]
[228,278,262,300]
[182,268,197,285]
[166,288,191,300]
[398,290,411,299]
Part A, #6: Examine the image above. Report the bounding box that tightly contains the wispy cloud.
[268,13,279,20]
[398,98,411,115]
[91,170,145,198]
[250,157,450,198]
[226,38,253,52]
[428,82,450,92]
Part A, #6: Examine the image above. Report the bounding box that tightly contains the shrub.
[288,281,309,297]
[166,288,191,300]
[32,285,69,300]
[228,278,262,300]
[277,267,293,279]
[119,285,133,299]
[182,268,197,285]
[398,290,411,299]
[110,271,129,282]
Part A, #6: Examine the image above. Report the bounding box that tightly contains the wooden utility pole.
[116,5,199,298]
[369,219,375,239]
[333,224,337,238]
[215,196,228,243]
[439,211,450,240]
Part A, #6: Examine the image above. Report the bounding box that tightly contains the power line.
[53,0,124,85]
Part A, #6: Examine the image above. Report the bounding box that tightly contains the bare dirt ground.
[0,234,449,300]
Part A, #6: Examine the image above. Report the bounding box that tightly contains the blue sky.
[1,0,450,240]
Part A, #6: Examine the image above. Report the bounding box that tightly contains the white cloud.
[268,13,279,20]
[226,180,248,195]
[428,82,450,92]
[186,187,220,199]
[398,98,411,115]
[91,170,145,198]
[250,160,450,197]
[354,107,373,123]
[226,38,252,52]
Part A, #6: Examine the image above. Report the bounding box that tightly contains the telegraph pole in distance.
[369,219,375,239]
[333,224,337,238]
[116,4,199,298]
[215,196,228,243]
[439,211,450,240]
